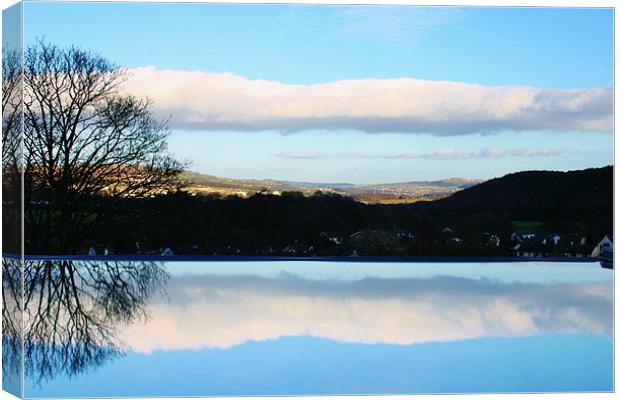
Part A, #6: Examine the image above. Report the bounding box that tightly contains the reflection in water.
[2,258,168,384]
[2,257,23,395]
[3,260,613,396]
[121,269,613,352]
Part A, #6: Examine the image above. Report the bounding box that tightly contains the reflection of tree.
[2,258,168,384]
[2,257,22,383]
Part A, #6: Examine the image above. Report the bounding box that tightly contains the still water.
[2,259,613,397]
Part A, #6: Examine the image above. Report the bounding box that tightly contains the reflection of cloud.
[120,274,612,354]
[273,148,566,160]
[123,68,612,135]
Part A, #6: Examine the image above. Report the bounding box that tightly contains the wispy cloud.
[278,5,465,44]
[416,147,567,160]
[272,147,567,160]
[273,151,333,160]
[123,67,613,135]
[509,148,567,157]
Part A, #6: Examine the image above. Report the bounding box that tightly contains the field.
[511,220,544,230]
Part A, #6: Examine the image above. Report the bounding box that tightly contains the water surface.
[3,259,613,397]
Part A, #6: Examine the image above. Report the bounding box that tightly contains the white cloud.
[119,274,612,354]
[122,67,613,135]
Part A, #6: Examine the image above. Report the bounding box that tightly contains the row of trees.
[83,190,609,257]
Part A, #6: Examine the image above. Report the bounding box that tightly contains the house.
[549,234,561,246]
[441,227,461,244]
[319,231,343,245]
[441,227,463,243]
[511,230,537,242]
[283,241,313,255]
[514,232,591,258]
[591,235,613,257]
[513,242,552,258]
[513,232,553,257]
[482,232,501,247]
[556,234,590,258]
[395,228,415,240]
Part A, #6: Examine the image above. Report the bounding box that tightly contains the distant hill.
[425,166,613,222]
[181,171,482,204]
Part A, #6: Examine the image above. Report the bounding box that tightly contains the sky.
[22,3,614,183]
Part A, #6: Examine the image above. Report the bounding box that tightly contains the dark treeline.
[21,165,609,257]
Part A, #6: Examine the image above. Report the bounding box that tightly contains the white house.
[319,231,343,245]
[591,235,613,257]
[511,230,537,242]
[483,232,501,247]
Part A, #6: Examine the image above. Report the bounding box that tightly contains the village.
[81,224,613,263]
[269,228,614,259]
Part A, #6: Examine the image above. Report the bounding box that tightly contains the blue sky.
[22,3,614,183]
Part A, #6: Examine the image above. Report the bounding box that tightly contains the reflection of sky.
[119,262,612,353]
[25,261,613,396]
[27,335,613,397]
[165,260,611,284]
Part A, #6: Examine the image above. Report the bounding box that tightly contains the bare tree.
[2,46,23,253]
[2,257,22,382]
[19,41,186,253]
[2,258,168,383]
[2,47,21,173]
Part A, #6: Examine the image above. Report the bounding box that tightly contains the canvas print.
[1,1,614,398]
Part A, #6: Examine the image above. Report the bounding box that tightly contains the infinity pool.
[2,258,613,397]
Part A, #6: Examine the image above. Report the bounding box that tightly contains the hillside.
[425,166,613,222]
[181,171,481,204]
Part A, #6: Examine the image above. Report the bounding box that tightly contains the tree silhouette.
[2,257,168,384]
[2,46,23,253]
[12,40,187,253]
